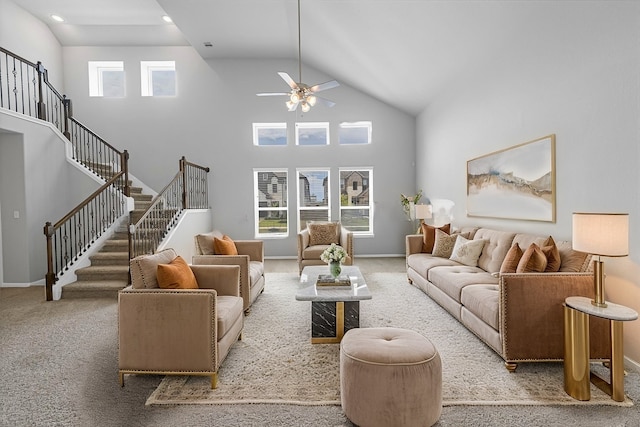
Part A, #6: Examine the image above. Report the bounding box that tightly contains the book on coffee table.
[316,274,351,286]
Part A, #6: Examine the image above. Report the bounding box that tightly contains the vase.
[329,261,342,279]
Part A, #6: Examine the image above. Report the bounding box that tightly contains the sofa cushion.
[428,265,498,304]
[406,254,460,279]
[516,243,548,273]
[473,229,517,273]
[249,261,264,287]
[421,223,451,253]
[130,248,178,289]
[303,244,331,260]
[432,229,458,258]
[460,284,499,330]
[195,230,224,255]
[449,236,485,267]
[216,295,244,338]
[157,256,199,289]
[542,236,561,272]
[214,235,238,255]
[308,222,340,246]
[500,243,523,274]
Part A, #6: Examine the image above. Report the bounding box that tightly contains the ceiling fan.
[257,0,339,112]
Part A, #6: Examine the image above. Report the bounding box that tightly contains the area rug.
[146,272,633,407]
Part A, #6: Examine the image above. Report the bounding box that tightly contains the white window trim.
[254,168,289,238]
[295,122,330,146]
[297,168,331,231]
[339,167,374,236]
[253,122,287,146]
[140,61,176,97]
[339,121,372,145]
[88,61,124,97]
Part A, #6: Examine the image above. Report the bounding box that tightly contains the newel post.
[44,222,55,301]
[180,156,188,209]
[36,62,46,120]
[62,96,72,140]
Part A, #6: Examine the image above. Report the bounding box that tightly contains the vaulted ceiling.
[12,0,588,116]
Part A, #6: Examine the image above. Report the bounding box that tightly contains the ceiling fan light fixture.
[307,95,317,106]
[301,102,311,113]
[290,92,300,103]
[286,100,295,109]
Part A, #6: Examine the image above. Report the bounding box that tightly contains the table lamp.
[414,204,432,233]
[572,212,629,308]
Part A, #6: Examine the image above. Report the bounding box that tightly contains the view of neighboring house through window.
[297,169,330,230]
[88,61,124,97]
[339,121,372,144]
[253,123,287,146]
[254,169,288,237]
[295,122,330,145]
[340,168,373,234]
[140,61,176,96]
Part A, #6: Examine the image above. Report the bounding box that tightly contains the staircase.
[61,185,152,299]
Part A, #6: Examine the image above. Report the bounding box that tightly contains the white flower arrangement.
[320,243,348,264]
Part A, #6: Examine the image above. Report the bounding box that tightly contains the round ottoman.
[340,327,442,427]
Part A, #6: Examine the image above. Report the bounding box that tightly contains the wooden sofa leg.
[119,372,125,387]
[211,373,218,389]
[505,362,518,372]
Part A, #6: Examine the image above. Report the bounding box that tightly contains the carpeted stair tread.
[90,252,129,266]
[62,279,128,299]
[75,265,129,281]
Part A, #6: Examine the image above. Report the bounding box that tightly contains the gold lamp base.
[591,259,607,308]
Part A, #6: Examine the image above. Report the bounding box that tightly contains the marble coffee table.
[296,265,372,344]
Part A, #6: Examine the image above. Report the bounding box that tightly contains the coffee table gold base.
[563,304,627,402]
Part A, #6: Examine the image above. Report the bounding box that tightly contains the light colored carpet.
[146,272,633,407]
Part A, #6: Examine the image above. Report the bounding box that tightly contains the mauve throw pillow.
[516,243,548,273]
[500,243,523,274]
[421,223,451,253]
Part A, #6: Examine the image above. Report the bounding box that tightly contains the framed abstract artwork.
[467,134,556,222]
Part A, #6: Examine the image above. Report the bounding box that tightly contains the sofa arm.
[297,229,310,260]
[234,240,264,262]
[191,265,240,297]
[499,272,611,362]
[118,289,218,372]
[406,234,423,256]
[340,228,354,261]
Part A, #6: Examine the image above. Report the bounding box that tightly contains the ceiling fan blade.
[314,96,336,108]
[288,101,299,112]
[278,72,299,90]
[256,92,289,97]
[309,80,339,93]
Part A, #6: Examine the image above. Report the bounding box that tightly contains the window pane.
[340,209,370,232]
[151,70,176,96]
[253,123,287,146]
[300,209,329,230]
[255,169,288,237]
[101,70,125,97]
[340,170,369,206]
[339,121,372,144]
[298,170,329,207]
[296,122,329,145]
[141,61,176,97]
[258,210,288,234]
[257,171,287,207]
[88,61,124,97]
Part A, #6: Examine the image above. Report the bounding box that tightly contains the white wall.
[416,2,640,363]
[61,47,417,257]
[0,0,64,90]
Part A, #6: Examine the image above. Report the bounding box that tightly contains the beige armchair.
[193,230,265,314]
[297,222,354,274]
[118,248,244,389]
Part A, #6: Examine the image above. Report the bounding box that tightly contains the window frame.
[254,168,289,238]
[140,60,176,97]
[253,122,287,146]
[339,121,372,145]
[295,122,330,146]
[88,61,125,97]
[339,167,374,236]
[296,168,331,231]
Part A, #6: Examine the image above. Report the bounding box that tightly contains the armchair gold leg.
[211,373,218,389]
[119,372,124,387]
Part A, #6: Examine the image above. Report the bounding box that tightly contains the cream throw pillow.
[449,235,486,267]
[432,229,458,258]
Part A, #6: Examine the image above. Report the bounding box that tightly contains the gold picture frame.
[466,134,556,222]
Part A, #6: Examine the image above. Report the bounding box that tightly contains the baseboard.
[626,356,640,373]
[264,254,405,260]
[1,279,45,288]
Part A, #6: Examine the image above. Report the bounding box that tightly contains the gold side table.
[564,296,638,402]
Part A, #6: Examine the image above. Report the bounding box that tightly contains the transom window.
[295,122,330,146]
[140,61,176,96]
[88,61,124,97]
[253,123,287,146]
[339,121,372,145]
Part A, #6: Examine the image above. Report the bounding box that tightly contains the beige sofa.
[406,227,611,370]
[119,248,244,388]
[193,230,265,314]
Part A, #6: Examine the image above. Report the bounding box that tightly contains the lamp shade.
[572,213,629,256]
[414,204,432,220]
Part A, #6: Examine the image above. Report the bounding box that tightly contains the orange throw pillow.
[516,243,548,273]
[542,236,561,272]
[421,223,451,253]
[500,243,523,274]
[214,235,238,255]
[157,256,199,289]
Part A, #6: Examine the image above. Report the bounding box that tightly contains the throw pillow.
[516,243,548,273]
[308,222,340,246]
[541,236,561,272]
[449,235,486,267]
[500,243,523,274]
[432,229,458,258]
[214,235,238,255]
[421,223,451,253]
[157,256,199,289]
